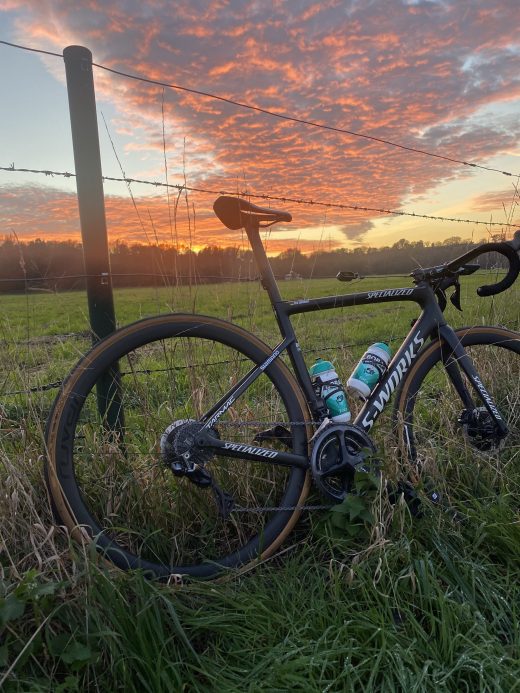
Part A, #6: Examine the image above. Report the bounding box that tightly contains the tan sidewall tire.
[45,313,312,578]
[394,325,520,463]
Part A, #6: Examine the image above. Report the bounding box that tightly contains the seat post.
[244,220,283,305]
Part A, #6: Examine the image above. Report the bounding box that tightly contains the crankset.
[310,423,377,502]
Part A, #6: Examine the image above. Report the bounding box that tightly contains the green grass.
[1,274,519,691]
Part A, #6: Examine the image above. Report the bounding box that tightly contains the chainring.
[310,423,377,502]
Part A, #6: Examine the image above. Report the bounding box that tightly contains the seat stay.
[212,195,518,439]
[199,336,294,431]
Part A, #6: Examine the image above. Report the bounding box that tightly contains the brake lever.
[449,281,462,311]
[434,275,463,312]
[336,271,360,282]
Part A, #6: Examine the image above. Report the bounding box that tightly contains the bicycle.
[45,196,520,579]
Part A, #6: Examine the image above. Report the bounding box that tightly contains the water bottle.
[309,358,351,422]
[347,342,392,400]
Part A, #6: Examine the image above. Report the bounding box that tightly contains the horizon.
[1,229,485,254]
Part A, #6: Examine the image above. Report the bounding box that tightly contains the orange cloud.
[2,0,520,252]
[472,187,520,213]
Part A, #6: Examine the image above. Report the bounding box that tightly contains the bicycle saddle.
[213,195,292,230]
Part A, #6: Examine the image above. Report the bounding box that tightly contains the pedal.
[387,480,423,518]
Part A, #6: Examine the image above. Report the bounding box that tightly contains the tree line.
[0,234,506,293]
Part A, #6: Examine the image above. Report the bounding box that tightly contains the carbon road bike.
[45,196,520,579]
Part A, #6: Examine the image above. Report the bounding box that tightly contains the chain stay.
[215,420,320,426]
[190,419,335,513]
[215,420,327,513]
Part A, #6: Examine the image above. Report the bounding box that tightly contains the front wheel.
[394,326,520,496]
[45,314,311,579]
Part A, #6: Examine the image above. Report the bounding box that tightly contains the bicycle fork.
[438,325,508,439]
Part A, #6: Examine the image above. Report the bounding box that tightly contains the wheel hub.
[310,423,377,502]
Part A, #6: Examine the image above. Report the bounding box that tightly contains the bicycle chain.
[231,503,334,514]
[215,420,320,427]
[213,420,337,513]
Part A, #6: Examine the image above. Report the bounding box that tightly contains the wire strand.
[1,164,517,228]
[92,61,518,179]
[1,39,518,179]
[0,337,405,397]
[0,39,62,58]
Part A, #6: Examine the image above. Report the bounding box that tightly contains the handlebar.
[445,231,520,297]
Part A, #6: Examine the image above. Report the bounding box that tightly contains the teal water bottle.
[309,358,351,423]
[347,342,392,400]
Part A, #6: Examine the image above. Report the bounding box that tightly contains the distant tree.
[393,239,412,250]
[0,235,508,294]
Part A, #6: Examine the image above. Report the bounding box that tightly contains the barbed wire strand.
[1,164,517,228]
[0,269,513,286]
[0,336,404,397]
[0,40,518,179]
[0,273,262,284]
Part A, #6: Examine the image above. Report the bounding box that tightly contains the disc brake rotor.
[459,407,505,452]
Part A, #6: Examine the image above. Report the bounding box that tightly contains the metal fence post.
[63,45,123,430]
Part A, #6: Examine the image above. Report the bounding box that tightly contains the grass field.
[1,273,519,691]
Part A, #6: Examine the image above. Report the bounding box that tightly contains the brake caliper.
[458,407,504,452]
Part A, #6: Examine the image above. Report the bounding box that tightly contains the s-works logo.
[362,331,424,430]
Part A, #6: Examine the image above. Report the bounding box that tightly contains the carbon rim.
[46,314,311,579]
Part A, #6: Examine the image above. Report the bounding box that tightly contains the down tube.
[355,310,440,432]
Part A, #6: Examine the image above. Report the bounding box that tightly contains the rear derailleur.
[160,419,234,518]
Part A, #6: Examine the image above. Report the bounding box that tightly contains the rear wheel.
[45,314,311,579]
[394,326,520,496]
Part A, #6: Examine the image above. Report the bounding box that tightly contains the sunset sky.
[1,0,519,254]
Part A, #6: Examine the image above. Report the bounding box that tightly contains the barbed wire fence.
[0,40,519,403]
[2,164,518,228]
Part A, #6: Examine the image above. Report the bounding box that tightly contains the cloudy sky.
[1,0,519,253]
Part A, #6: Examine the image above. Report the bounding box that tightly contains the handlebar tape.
[447,241,520,297]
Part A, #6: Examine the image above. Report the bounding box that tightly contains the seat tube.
[244,220,321,415]
[245,221,284,305]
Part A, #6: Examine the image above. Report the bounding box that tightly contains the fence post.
[63,45,122,430]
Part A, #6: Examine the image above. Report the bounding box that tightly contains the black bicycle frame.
[197,221,507,467]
